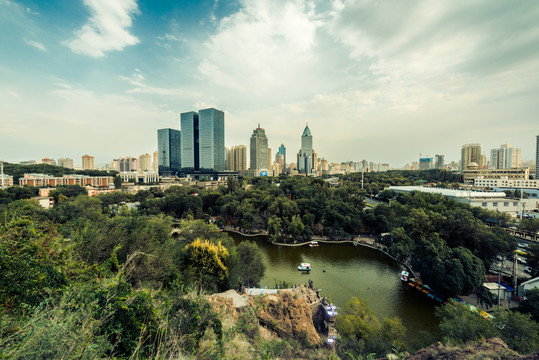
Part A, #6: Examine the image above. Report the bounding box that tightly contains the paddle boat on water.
[298,263,311,271]
[309,241,319,247]
[400,270,409,282]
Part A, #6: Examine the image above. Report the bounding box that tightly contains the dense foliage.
[2,162,117,182]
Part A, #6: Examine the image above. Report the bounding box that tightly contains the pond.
[228,232,439,339]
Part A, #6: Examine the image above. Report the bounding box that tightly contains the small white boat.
[298,263,311,271]
[401,270,409,281]
[309,241,319,247]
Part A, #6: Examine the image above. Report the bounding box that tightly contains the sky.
[1,0,538,168]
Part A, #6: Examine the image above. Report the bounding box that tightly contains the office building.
[298,125,313,174]
[225,147,233,170]
[157,128,181,175]
[536,135,539,178]
[153,151,159,173]
[490,144,522,169]
[232,145,247,172]
[82,155,94,170]
[250,125,269,171]
[435,155,444,170]
[267,148,272,172]
[462,167,529,184]
[275,153,284,171]
[461,144,481,171]
[19,173,113,187]
[42,158,56,166]
[118,157,137,172]
[138,154,152,171]
[181,108,225,172]
[58,158,74,169]
[278,144,286,170]
[419,157,433,170]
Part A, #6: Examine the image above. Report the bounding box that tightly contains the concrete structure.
[388,186,531,214]
[42,158,56,166]
[19,173,113,187]
[461,144,481,171]
[419,157,433,170]
[536,135,539,179]
[490,144,522,169]
[435,155,444,170]
[57,158,74,169]
[118,157,137,172]
[82,155,94,170]
[519,277,539,298]
[158,128,181,175]
[250,125,269,171]
[119,171,160,184]
[231,145,247,172]
[34,196,54,209]
[474,178,539,190]
[0,174,14,187]
[462,167,529,184]
[298,125,313,174]
[152,151,159,173]
[138,153,152,171]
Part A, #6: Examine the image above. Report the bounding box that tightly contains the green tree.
[233,241,265,287]
[180,238,230,292]
[288,214,304,241]
[518,288,539,322]
[436,300,498,345]
[49,185,88,202]
[113,175,122,189]
[336,297,405,357]
[268,215,282,242]
[492,309,539,354]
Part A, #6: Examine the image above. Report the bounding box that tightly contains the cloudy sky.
[1,0,538,168]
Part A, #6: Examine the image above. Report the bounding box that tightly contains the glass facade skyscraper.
[157,128,181,175]
[180,108,225,172]
[278,143,286,170]
[180,111,199,171]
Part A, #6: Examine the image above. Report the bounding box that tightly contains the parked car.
[525,266,532,274]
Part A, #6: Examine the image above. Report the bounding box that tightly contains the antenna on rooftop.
[0,160,5,189]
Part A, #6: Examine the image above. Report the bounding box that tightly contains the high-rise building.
[232,145,247,172]
[153,151,159,172]
[298,125,313,174]
[419,157,434,170]
[250,125,268,170]
[42,158,56,166]
[225,147,233,170]
[118,157,137,172]
[435,155,444,170]
[267,148,272,172]
[181,108,224,171]
[490,144,522,169]
[275,153,284,171]
[278,144,286,170]
[157,128,181,175]
[461,144,481,171]
[536,135,539,178]
[58,158,74,169]
[139,154,152,171]
[82,155,94,170]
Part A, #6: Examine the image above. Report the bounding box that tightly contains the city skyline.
[1,1,538,166]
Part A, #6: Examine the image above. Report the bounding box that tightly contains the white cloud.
[7,91,20,99]
[65,0,140,57]
[24,38,47,51]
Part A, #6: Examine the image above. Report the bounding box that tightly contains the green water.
[228,232,439,339]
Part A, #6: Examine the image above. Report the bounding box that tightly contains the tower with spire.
[298,124,313,174]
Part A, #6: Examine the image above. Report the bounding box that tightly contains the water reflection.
[228,232,439,338]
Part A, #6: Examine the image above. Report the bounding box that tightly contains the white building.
[119,171,160,184]
[519,277,539,298]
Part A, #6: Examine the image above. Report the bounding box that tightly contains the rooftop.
[389,186,506,199]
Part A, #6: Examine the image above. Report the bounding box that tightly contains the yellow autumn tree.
[180,238,229,292]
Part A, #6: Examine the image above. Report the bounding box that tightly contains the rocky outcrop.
[409,337,539,360]
[208,286,322,346]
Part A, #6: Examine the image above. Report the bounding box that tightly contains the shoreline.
[222,228,417,278]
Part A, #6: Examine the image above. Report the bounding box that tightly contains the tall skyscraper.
[490,144,522,169]
[536,135,539,178]
[152,151,159,172]
[419,157,434,170]
[232,145,247,171]
[157,128,181,175]
[250,125,268,170]
[435,155,444,170]
[82,155,94,170]
[225,147,233,170]
[298,125,313,174]
[181,108,225,171]
[278,144,286,170]
[180,111,199,171]
[461,144,481,171]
